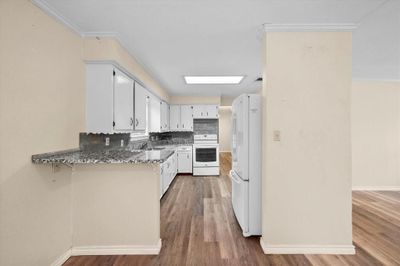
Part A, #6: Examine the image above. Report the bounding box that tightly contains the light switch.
[105,137,110,146]
[273,130,281,142]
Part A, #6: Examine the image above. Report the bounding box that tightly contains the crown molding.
[352,78,400,83]
[83,31,120,38]
[31,0,84,36]
[31,0,170,97]
[263,23,357,32]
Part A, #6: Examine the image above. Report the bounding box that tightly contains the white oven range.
[193,134,219,176]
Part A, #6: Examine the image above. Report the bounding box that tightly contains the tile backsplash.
[149,132,193,146]
[193,119,219,135]
[79,133,132,150]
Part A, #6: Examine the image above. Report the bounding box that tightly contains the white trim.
[352,78,400,83]
[31,0,83,36]
[50,249,72,266]
[260,238,355,255]
[71,239,162,256]
[263,23,357,32]
[352,186,400,191]
[83,31,120,38]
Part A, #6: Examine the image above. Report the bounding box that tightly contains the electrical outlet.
[273,130,281,142]
[105,137,110,146]
[121,139,124,147]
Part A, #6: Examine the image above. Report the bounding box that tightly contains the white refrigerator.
[230,94,262,236]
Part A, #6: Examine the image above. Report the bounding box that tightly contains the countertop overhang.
[31,147,176,165]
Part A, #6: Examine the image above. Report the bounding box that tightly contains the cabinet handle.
[130,117,134,126]
[201,112,203,116]
[187,154,189,159]
[182,124,185,128]
[177,123,179,128]
[136,118,139,127]
[207,112,208,116]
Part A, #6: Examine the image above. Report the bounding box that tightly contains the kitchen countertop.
[31,147,175,165]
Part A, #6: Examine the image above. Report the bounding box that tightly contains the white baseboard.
[352,186,400,191]
[71,239,162,256]
[50,249,72,266]
[260,238,355,255]
[51,240,162,265]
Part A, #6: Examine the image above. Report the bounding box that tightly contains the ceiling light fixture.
[184,76,244,85]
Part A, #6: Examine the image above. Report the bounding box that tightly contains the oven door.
[193,144,219,167]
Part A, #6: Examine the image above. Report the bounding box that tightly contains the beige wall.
[220,96,235,106]
[218,107,232,152]
[0,1,170,264]
[83,37,169,101]
[72,164,160,248]
[0,0,85,265]
[352,80,400,189]
[261,32,353,252]
[169,95,220,105]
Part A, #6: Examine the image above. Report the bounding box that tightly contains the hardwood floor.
[64,152,400,265]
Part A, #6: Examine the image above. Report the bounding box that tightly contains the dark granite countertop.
[31,147,175,165]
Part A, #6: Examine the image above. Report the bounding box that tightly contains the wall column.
[260,24,355,254]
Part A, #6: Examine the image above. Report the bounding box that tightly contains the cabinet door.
[86,64,114,133]
[178,152,193,173]
[164,159,171,191]
[160,165,164,199]
[205,105,219,118]
[169,105,180,131]
[134,82,147,130]
[149,94,161,133]
[113,69,134,131]
[192,105,204,119]
[160,101,169,131]
[171,152,177,180]
[180,105,193,131]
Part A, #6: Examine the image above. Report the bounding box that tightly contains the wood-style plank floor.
[64,153,400,265]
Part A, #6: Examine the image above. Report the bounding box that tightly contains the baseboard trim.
[50,249,72,266]
[71,239,162,256]
[352,186,400,191]
[51,240,162,265]
[260,238,355,255]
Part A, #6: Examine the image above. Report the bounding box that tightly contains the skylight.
[184,76,244,85]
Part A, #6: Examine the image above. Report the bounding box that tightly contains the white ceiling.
[36,0,390,97]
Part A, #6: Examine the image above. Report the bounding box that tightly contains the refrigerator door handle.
[230,170,241,184]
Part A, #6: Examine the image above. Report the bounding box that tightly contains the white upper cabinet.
[205,105,219,118]
[113,69,134,132]
[169,105,180,131]
[86,64,114,133]
[180,105,193,131]
[169,105,193,131]
[193,105,219,119]
[86,63,170,134]
[192,105,204,119]
[149,94,161,133]
[160,101,169,132]
[134,82,148,131]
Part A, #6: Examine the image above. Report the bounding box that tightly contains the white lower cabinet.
[160,151,178,199]
[177,146,193,173]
